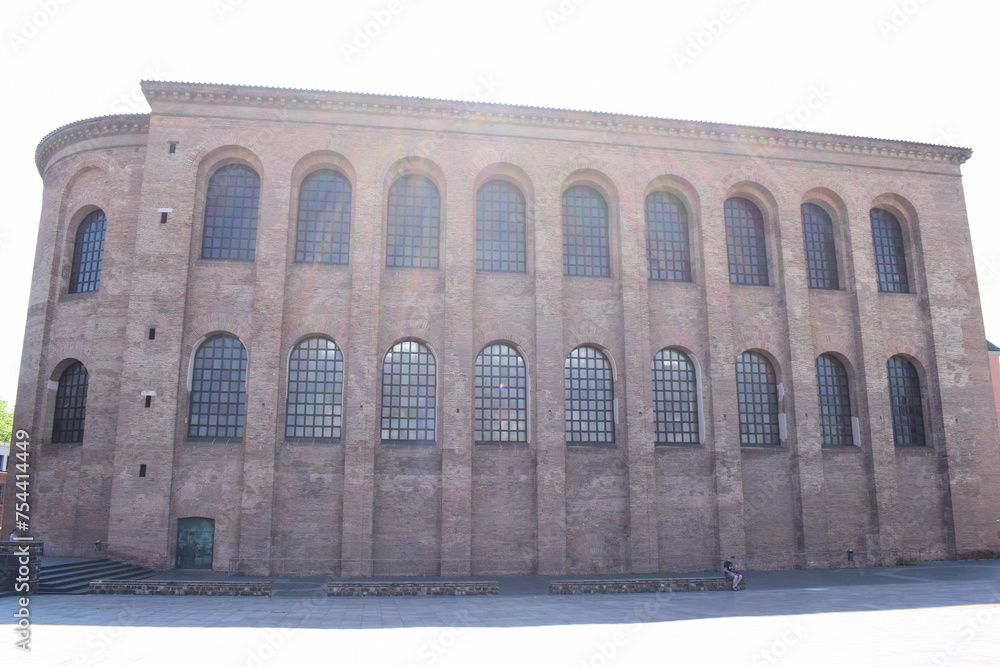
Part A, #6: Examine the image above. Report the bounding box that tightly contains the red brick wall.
[6,82,1000,576]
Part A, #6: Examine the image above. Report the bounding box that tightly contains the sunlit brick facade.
[6,81,1000,576]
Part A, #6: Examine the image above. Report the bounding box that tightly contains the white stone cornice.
[35,114,150,175]
[139,80,972,166]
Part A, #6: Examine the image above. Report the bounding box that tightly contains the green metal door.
[176,517,214,569]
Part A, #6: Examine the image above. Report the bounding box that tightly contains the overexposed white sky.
[1,0,997,405]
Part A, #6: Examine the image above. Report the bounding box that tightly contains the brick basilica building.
[5,80,999,576]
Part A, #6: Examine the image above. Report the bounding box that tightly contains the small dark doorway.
[176,517,214,569]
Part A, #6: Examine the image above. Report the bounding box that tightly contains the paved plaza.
[3,561,1000,666]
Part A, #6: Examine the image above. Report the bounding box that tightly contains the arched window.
[188,335,248,439]
[476,180,526,273]
[815,354,853,446]
[645,192,692,282]
[724,197,769,286]
[887,356,926,446]
[52,362,88,443]
[285,337,344,439]
[652,348,698,444]
[801,203,839,289]
[565,346,615,444]
[201,164,260,261]
[474,343,528,443]
[562,186,610,277]
[736,351,780,446]
[381,340,436,442]
[294,170,352,264]
[386,175,440,268]
[69,209,107,294]
[870,208,910,293]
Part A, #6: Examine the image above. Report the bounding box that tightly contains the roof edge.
[35,114,151,176]
[139,79,973,165]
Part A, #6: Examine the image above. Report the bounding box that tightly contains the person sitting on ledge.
[723,557,744,590]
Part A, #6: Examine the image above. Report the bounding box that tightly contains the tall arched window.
[645,192,692,282]
[815,354,853,446]
[565,346,615,444]
[736,351,780,446]
[476,180,527,273]
[801,203,839,289]
[474,343,528,443]
[386,175,440,268]
[69,209,107,293]
[294,170,352,264]
[887,356,926,446]
[724,197,769,286]
[870,208,910,293]
[52,362,88,443]
[188,335,248,439]
[652,348,698,444]
[562,186,610,277]
[381,340,436,442]
[285,337,344,439]
[201,164,260,261]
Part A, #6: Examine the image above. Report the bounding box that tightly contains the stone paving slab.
[4,561,1000,666]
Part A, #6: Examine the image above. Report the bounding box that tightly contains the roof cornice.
[140,80,972,166]
[35,114,150,175]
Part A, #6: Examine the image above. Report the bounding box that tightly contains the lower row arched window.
[815,354,853,446]
[188,335,248,439]
[52,361,88,443]
[565,345,615,444]
[652,348,698,444]
[49,346,933,450]
[285,337,344,439]
[380,340,437,442]
[474,343,527,443]
[736,351,780,446]
[887,355,925,446]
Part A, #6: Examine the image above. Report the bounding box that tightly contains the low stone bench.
[326,581,499,596]
[89,580,272,596]
[549,576,745,595]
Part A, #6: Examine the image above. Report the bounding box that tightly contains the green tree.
[0,398,12,444]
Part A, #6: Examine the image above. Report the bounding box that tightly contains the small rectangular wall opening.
[160,212,168,224]
[168,141,178,154]
[148,327,156,340]
[139,464,147,477]
[144,395,152,408]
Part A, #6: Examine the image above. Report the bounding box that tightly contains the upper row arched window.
[69,209,107,293]
[563,186,611,277]
[45,163,903,306]
[725,198,770,286]
[870,208,910,293]
[179,162,915,294]
[386,175,440,269]
[295,170,352,265]
[477,180,527,273]
[645,192,692,282]
[201,164,260,261]
[801,203,840,289]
